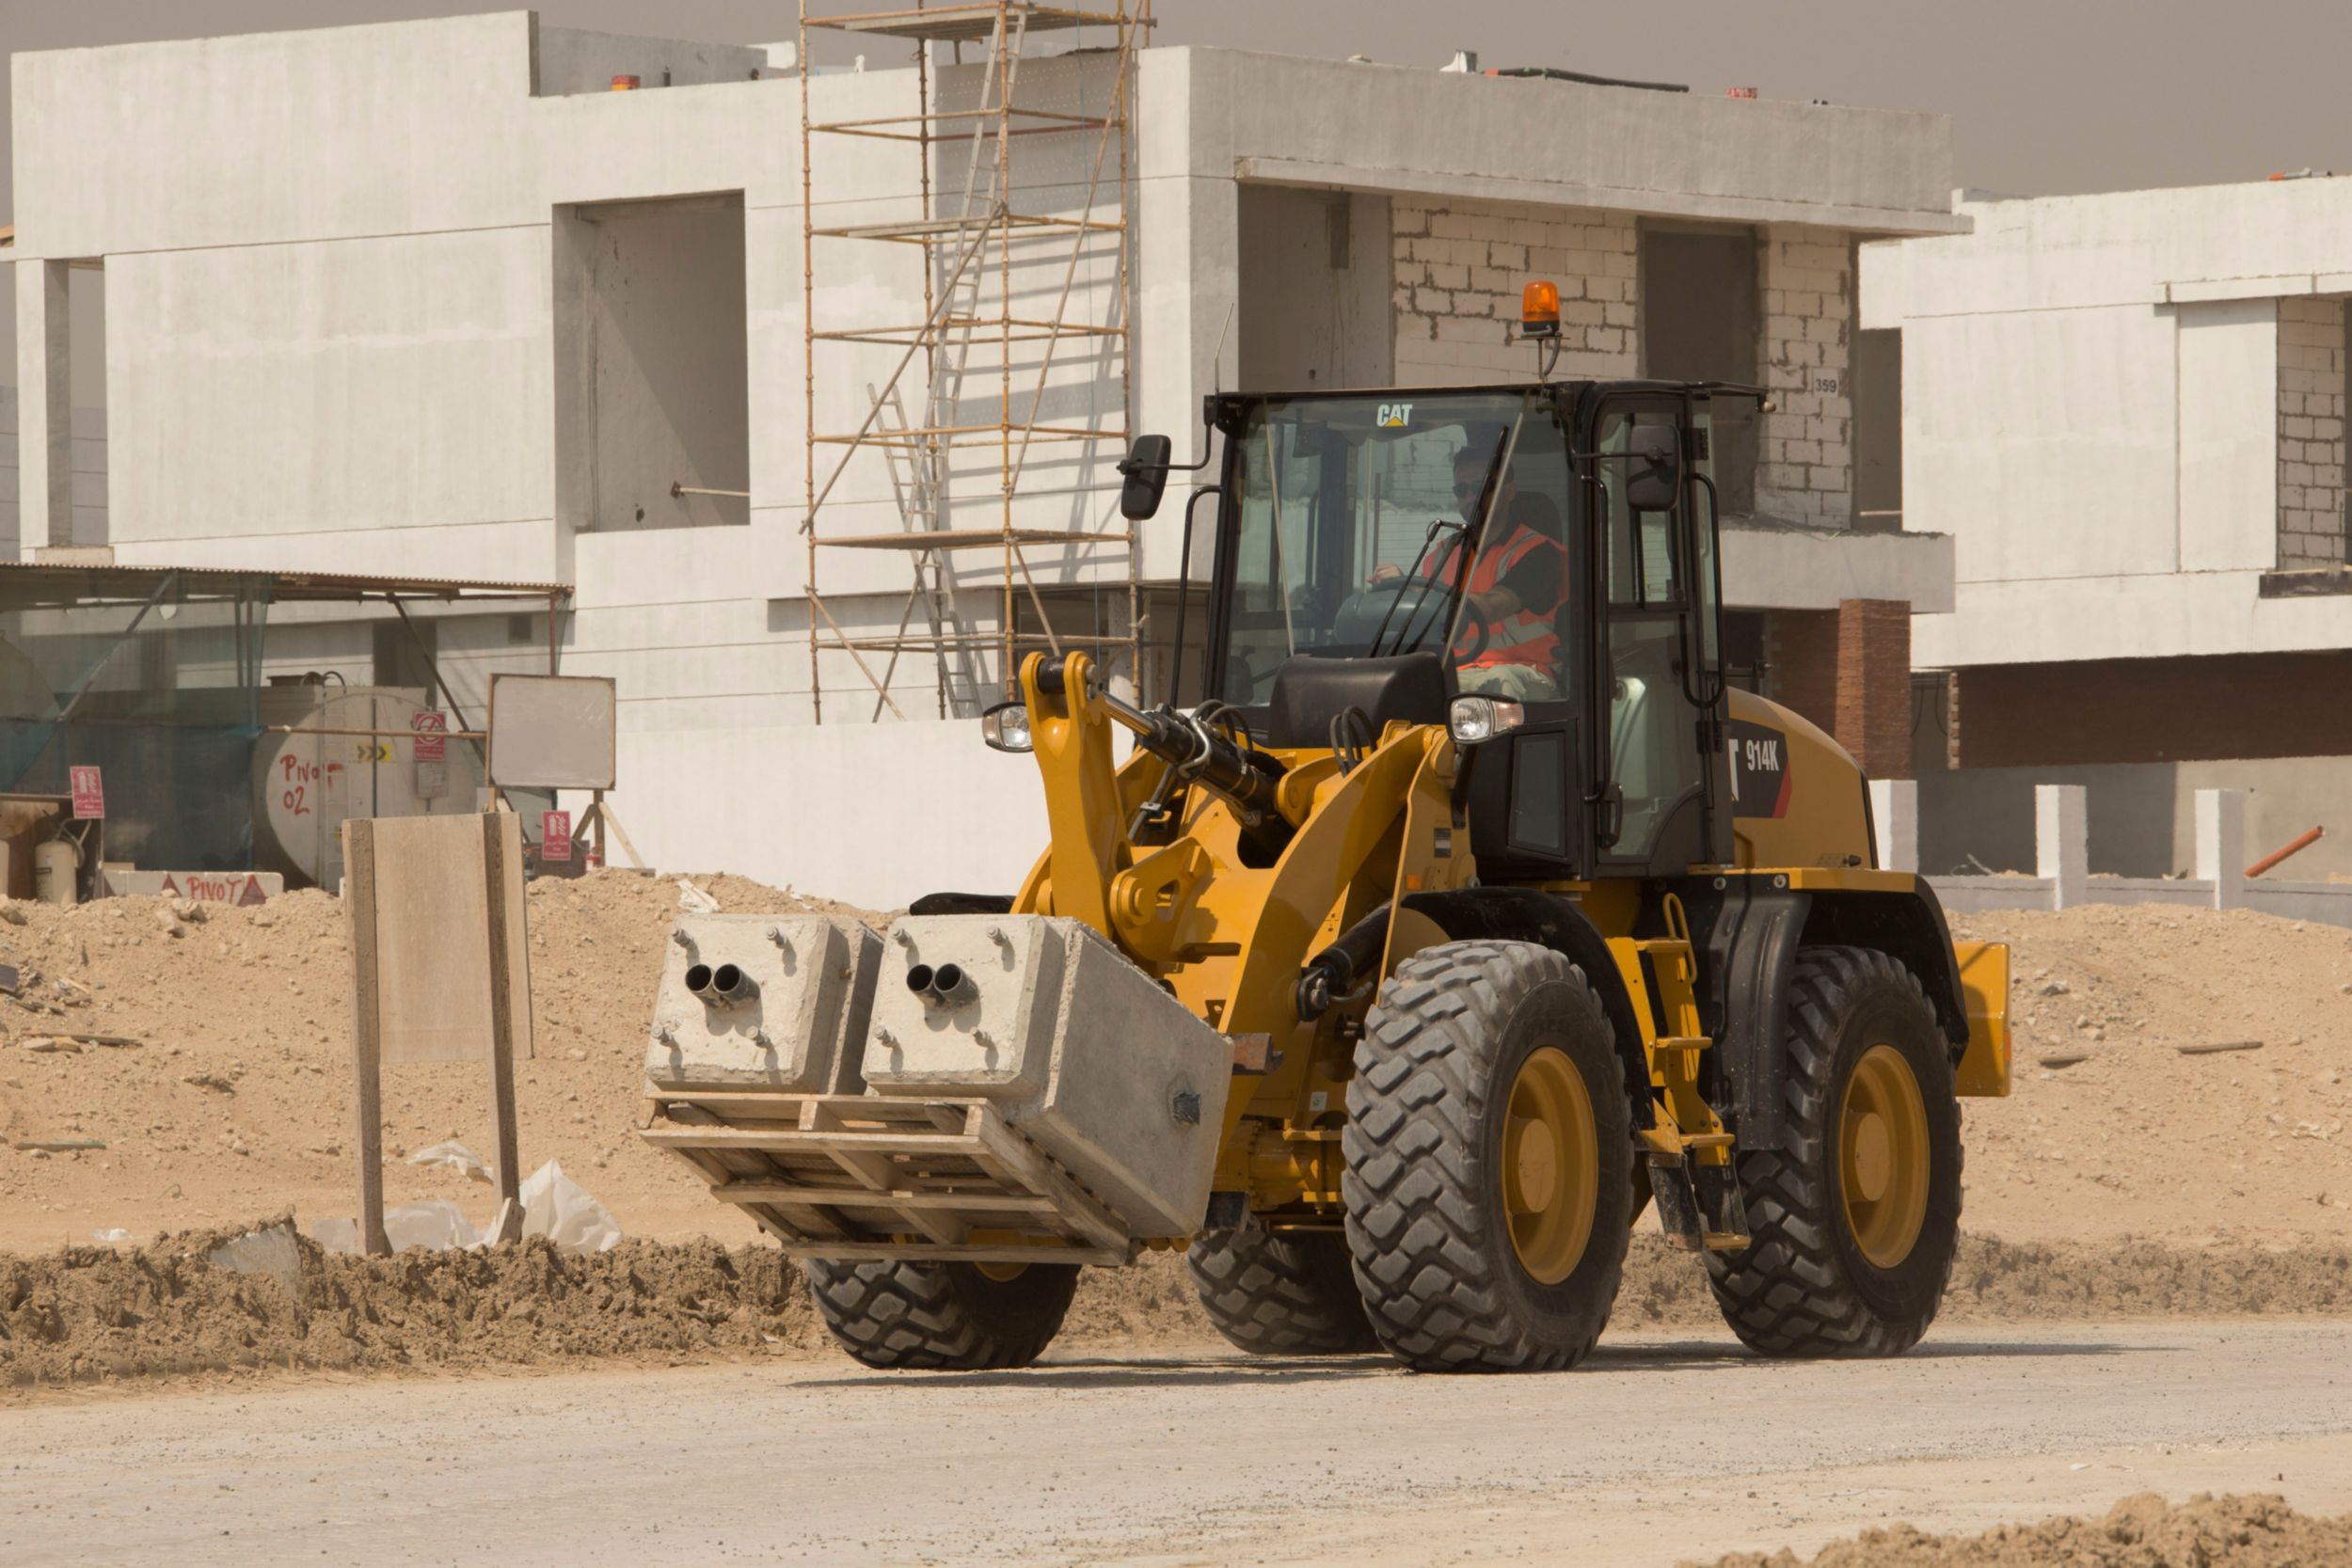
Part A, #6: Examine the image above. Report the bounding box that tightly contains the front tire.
[1187,1219,1377,1355]
[1706,946,1963,1357]
[1343,941,1633,1372]
[805,1258,1078,1370]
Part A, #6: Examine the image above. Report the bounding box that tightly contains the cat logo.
[1376,403,1414,429]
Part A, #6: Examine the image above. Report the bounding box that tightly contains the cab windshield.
[1219,390,1574,706]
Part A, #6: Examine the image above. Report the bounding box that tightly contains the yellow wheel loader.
[638,365,2011,1374]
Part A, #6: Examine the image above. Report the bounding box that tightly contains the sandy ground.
[4,1319,2349,1567]
[4,877,2352,1254]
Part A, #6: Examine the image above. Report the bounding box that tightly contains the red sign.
[541,810,573,864]
[411,710,448,762]
[70,766,104,820]
[160,872,274,906]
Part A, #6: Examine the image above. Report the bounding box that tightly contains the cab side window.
[1598,410,1704,860]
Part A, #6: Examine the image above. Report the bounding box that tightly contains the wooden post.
[342,819,391,1256]
[482,813,525,1242]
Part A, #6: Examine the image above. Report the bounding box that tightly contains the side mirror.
[1117,434,1174,520]
[1625,424,1682,512]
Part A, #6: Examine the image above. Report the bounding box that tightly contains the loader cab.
[1197,380,1740,879]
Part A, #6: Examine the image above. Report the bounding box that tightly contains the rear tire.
[805,1258,1078,1370]
[1706,946,1962,1357]
[1186,1219,1377,1355]
[1343,940,1633,1372]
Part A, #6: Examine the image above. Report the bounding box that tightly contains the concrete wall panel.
[609,717,1050,909]
[1904,304,2177,585]
[103,231,553,564]
[10,14,543,259]
[2177,297,2280,573]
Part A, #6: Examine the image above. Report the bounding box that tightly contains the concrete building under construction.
[7,9,1963,904]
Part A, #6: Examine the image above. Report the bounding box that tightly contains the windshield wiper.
[1369,428,1513,659]
[1366,518,1465,658]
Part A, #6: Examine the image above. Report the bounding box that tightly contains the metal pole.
[802,0,822,724]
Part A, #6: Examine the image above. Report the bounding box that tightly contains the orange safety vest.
[1434,525,1566,671]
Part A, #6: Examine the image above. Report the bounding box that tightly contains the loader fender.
[1395,887,1652,1129]
[1677,877,1970,1151]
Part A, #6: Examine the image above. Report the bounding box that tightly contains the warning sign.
[541,810,573,864]
[70,766,104,820]
[411,710,448,762]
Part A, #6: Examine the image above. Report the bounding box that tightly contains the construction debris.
[1697,1492,2352,1568]
[2179,1039,2265,1055]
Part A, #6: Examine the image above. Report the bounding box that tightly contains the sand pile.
[0,872,866,1252]
[3,880,2352,1255]
[1948,905,2352,1246]
[9,1225,2352,1392]
[1692,1492,2352,1567]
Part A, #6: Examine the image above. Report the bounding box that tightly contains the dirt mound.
[1947,904,2352,1247]
[1612,1232,2352,1329]
[0,1220,825,1388]
[1692,1492,2352,1567]
[12,1224,2350,1394]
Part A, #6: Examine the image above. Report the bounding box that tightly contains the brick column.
[1763,609,1838,732]
[1834,597,1912,780]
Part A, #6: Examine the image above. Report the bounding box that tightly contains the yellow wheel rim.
[1839,1044,1931,1270]
[1502,1046,1599,1286]
[973,1259,1030,1283]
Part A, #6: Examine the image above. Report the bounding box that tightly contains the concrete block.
[2195,788,2247,911]
[2036,784,2089,909]
[644,912,882,1091]
[862,914,1233,1236]
[1869,779,1918,872]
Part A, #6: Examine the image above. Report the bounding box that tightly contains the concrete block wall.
[1757,225,1853,526]
[2277,295,2347,565]
[1390,198,1636,386]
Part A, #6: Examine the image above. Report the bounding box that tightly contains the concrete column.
[2034,784,2088,911]
[2195,788,2247,911]
[1834,597,1912,780]
[1868,778,1917,872]
[14,259,72,553]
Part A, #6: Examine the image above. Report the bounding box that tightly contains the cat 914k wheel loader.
[636,324,2011,1374]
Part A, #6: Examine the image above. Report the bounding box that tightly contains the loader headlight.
[980,700,1034,753]
[1448,695,1525,746]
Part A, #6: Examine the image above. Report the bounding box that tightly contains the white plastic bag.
[310,1215,361,1255]
[675,879,722,913]
[309,1205,481,1254]
[386,1200,483,1251]
[405,1140,494,1183]
[209,1222,305,1300]
[518,1160,624,1253]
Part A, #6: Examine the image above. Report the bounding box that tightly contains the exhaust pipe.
[904,962,978,1009]
[686,961,760,1008]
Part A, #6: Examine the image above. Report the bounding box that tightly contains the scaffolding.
[798,1,1152,722]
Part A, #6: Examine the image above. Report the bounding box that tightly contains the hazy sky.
[5,2,2350,376]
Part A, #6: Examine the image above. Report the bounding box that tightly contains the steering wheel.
[1452,610,1490,664]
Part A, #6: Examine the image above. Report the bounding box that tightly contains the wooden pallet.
[637,1085,1133,1265]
